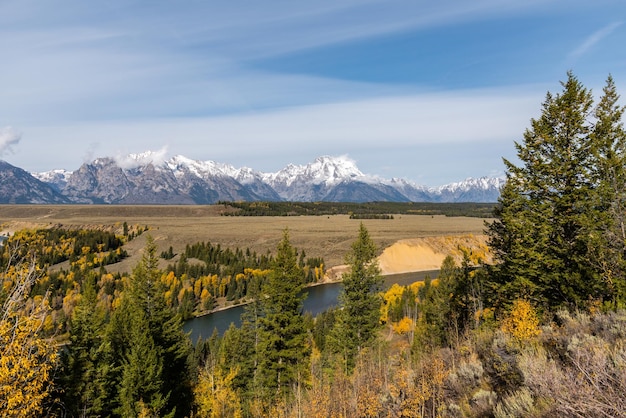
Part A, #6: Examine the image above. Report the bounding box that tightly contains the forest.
[220,201,495,218]
[1,72,626,417]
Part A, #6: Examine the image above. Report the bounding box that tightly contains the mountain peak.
[115,149,169,169]
[266,155,365,190]
[310,155,363,179]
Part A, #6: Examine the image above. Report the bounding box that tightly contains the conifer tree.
[226,274,264,401]
[415,256,456,350]
[487,73,625,309]
[117,317,168,417]
[329,223,383,372]
[589,75,626,306]
[107,236,193,417]
[257,229,310,403]
[60,273,109,416]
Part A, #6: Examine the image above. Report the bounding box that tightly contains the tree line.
[221,201,495,217]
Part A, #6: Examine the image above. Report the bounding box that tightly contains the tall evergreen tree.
[231,274,264,400]
[589,75,626,307]
[329,223,383,372]
[59,273,110,416]
[415,256,456,350]
[117,316,168,417]
[257,229,310,403]
[107,236,193,417]
[487,73,625,309]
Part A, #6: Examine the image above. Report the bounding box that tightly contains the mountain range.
[1,153,504,204]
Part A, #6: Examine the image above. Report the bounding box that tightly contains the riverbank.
[184,269,440,340]
[193,234,490,318]
[193,268,441,318]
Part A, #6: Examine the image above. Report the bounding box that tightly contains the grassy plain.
[0,205,492,272]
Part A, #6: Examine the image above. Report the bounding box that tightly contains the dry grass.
[0,205,491,271]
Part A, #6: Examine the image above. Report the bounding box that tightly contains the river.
[184,269,438,343]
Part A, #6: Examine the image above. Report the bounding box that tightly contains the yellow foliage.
[62,284,81,318]
[164,290,173,308]
[200,288,211,304]
[0,262,57,417]
[194,278,203,298]
[112,293,123,310]
[392,316,414,335]
[356,374,385,417]
[43,313,55,333]
[408,280,425,294]
[194,365,243,418]
[178,287,189,305]
[380,283,405,324]
[500,299,541,342]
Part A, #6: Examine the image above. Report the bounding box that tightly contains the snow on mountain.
[434,177,504,193]
[263,156,366,187]
[384,178,433,202]
[32,169,73,191]
[167,155,239,179]
[430,177,505,202]
[28,153,504,204]
[262,155,380,201]
[115,149,169,169]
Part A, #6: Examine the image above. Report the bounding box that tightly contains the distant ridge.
[0,160,69,204]
[1,154,504,204]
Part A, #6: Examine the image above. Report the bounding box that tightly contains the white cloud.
[113,146,169,169]
[0,0,567,125]
[0,126,21,156]
[167,88,540,150]
[568,21,623,60]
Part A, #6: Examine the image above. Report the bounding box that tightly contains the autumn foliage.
[0,249,57,417]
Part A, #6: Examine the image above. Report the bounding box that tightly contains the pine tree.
[60,273,110,416]
[487,72,625,309]
[107,236,193,417]
[329,223,383,372]
[117,316,168,417]
[225,274,264,402]
[257,229,310,404]
[589,75,626,307]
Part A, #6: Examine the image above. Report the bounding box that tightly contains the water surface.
[184,270,438,342]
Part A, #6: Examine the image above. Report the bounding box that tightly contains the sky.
[1,0,625,186]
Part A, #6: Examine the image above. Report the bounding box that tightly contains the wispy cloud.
[2,0,625,185]
[20,85,542,171]
[0,0,558,125]
[0,127,21,157]
[568,21,622,60]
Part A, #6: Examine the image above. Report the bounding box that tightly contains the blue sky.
[1,0,625,186]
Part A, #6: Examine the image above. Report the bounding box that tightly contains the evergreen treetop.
[488,72,626,310]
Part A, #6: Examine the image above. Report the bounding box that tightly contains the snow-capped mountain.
[263,156,375,201]
[17,154,504,204]
[389,176,505,203]
[430,177,505,202]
